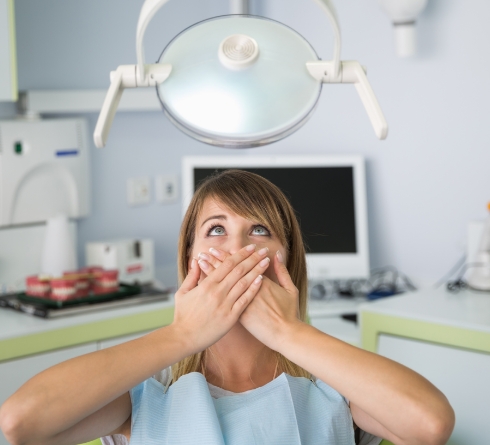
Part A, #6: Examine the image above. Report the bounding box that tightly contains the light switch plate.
[156,174,179,204]
[127,177,151,206]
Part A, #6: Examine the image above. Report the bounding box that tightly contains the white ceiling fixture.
[378,0,428,57]
[94,0,388,149]
[230,0,249,15]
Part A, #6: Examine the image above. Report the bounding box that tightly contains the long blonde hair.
[172,169,310,382]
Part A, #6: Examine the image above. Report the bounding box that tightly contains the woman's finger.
[219,247,269,292]
[178,258,200,294]
[208,247,229,262]
[205,244,257,283]
[226,254,271,304]
[230,274,263,317]
[274,251,297,293]
[198,251,221,269]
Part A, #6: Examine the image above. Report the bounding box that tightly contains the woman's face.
[190,198,286,283]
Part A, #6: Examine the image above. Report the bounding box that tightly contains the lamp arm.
[136,0,341,79]
[93,0,174,148]
[136,0,171,83]
[311,0,341,79]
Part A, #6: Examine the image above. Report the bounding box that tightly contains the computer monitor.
[182,156,369,280]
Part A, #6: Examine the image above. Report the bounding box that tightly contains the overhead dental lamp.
[94,0,388,149]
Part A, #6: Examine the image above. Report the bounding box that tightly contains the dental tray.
[16,283,141,308]
[1,284,172,319]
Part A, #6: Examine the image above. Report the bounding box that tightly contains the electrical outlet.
[156,174,179,204]
[127,177,151,206]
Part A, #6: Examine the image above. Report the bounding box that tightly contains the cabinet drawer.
[378,334,490,445]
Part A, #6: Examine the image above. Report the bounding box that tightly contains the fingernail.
[191,258,197,269]
[198,252,210,261]
[258,247,269,256]
[245,244,256,252]
[276,251,284,263]
[259,257,270,267]
[209,247,220,257]
[254,275,263,284]
[198,259,210,270]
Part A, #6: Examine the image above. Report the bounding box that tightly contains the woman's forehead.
[197,197,262,226]
[198,198,244,223]
[200,198,227,215]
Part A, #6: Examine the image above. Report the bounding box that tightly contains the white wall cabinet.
[378,334,490,445]
[0,0,17,102]
[0,343,97,445]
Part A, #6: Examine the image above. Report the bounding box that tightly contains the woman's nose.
[227,235,250,255]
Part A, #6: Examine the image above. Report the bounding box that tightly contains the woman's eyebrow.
[200,214,227,228]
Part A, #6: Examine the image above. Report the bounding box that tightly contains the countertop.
[3,286,488,362]
[0,299,174,341]
[359,287,490,334]
[0,299,175,362]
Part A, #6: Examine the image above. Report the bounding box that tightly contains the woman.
[0,170,454,445]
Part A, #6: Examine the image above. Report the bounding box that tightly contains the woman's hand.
[171,244,271,354]
[201,248,302,351]
[240,254,302,350]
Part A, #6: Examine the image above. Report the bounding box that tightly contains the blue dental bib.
[130,372,355,445]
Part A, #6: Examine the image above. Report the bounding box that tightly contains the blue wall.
[4,0,490,286]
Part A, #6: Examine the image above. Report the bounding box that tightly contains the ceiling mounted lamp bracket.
[94,0,388,148]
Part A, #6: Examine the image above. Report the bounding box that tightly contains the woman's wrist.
[271,318,308,355]
[164,322,203,357]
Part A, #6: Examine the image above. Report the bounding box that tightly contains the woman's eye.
[208,226,226,236]
[251,225,270,236]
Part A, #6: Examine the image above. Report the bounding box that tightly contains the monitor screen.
[183,156,369,280]
[193,167,357,254]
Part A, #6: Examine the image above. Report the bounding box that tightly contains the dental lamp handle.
[94,64,171,148]
[94,66,125,149]
[307,60,388,139]
[343,61,388,140]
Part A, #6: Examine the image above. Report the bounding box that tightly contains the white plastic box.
[86,239,155,285]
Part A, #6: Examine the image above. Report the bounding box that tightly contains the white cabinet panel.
[0,343,97,445]
[98,331,152,350]
[0,0,17,101]
[378,334,490,445]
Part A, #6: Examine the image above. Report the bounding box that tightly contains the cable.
[433,255,466,289]
[446,262,485,292]
[308,266,416,300]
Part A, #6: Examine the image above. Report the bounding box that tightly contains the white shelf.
[19,89,161,114]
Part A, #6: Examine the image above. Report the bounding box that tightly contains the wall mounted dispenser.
[94,0,388,148]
